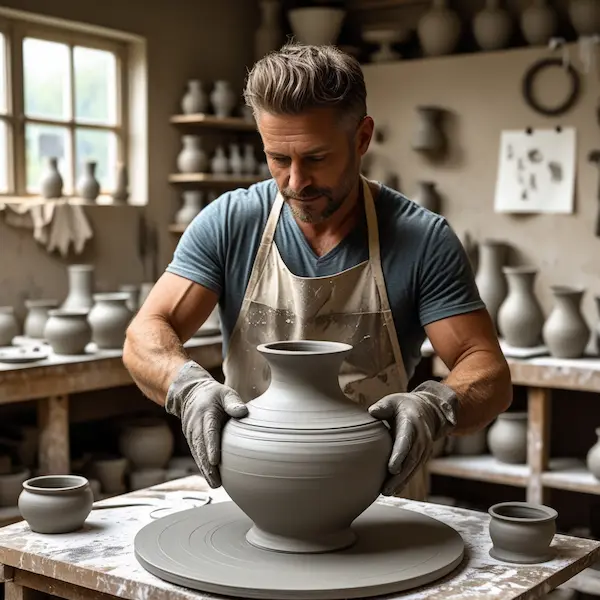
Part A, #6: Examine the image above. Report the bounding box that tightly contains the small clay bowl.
[488,501,557,564]
[18,474,94,534]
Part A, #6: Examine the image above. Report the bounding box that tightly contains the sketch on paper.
[494,128,576,214]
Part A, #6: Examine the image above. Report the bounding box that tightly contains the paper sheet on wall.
[494,128,576,214]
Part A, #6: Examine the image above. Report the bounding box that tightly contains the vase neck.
[479,243,505,270]
[506,271,535,293]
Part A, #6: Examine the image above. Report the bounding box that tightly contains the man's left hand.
[368,380,458,496]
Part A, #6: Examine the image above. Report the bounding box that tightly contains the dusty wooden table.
[0,336,222,475]
[0,475,598,600]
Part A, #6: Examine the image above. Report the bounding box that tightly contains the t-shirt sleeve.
[417,216,485,326]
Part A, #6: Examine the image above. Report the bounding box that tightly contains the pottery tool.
[589,149,600,236]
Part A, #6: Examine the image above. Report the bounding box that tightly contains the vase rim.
[497,411,527,420]
[93,292,131,302]
[25,299,59,308]
[23,474,89,494]
[48,308,89,317]
[68,264,94,271]
[551,285,585,295]
[257,340,353,356]
[488,501,557,523]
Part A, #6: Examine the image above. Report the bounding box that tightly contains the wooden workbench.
[0,336,223,475]
[0,475,598,600]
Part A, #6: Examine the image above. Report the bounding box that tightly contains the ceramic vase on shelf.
[88,292,133,350]
[228,143,244,176]
[487,412,527,464]
[111,163,129,204]
[118,284,139,313]
[475,239,507,329]
[497,267,544,348]
[242,143,257,175]
[210,81,236,119]
[569,0,600,36]
[118,418,174,470]
[411,106,446,154]
[520,0,557,46]
[175,191,204,226]
[542,286,590,359]
[39,157,63,199]
[44,309,92,355]
[473,0,513,51]
[287,6,346,46]
[255,0,283,61]
[0,307,18,346]
[176,135,208,173]
[414,181,441,213]
[210,145,229,175]
[220,340,392,553]
[76,161,100,201]
[181,79,207,114]
[587,428,600,481]
[24,299,58,339]
[62,264,95,311]
[417,0,462,57]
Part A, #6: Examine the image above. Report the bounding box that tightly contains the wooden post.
[37,395,70,475]
[4,582,46,600]
[527,387,551,505]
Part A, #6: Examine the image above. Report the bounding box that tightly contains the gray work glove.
[165,361,248,488]
[368,380,458,496]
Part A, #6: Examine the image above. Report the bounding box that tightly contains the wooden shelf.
[542,459,600,495]
[168,223,187,234]
[168,173,263,186]
[170,113,256,131]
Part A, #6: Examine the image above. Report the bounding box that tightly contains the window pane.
[75,128,117,192]
[74,47,117,125]
[23,38,70,121]
[0,34,7,114]
[26,123,71,194]
[0,121,8,192]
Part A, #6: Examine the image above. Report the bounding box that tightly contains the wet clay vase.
[18,475,93,534]
[473,0,513,51]
[497,267,544,348]
[220,340,392,554]
[487,412,527,464]
[0,306,19,345]
[44,309,92,355]
[475,239,507,330]
[24,299,58,339]
[62,264,95,311]
[118,418,174,470]
[488,502,557,563]
[88,292,133,350]
[542,286,590,359]
[586,428,600,481]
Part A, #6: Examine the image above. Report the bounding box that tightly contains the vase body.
[181,79,207,114]
[91,457,128,494]
[24,299,58,339]
[118,284,139,313]
[40,157,63,199]
[412,106,445,153]
[569,0,600,35]
[62,264,95,310]
[475,240,507,328]
[44,309,92,355]
[77,161,100,201]
[542,286,590,358]
[112,163,129,204]
[210,145,229,175]
[228,143,243,175]
[417,0,462,56]
[88,293,132,350]
[487,412,527,464]
[175,190,204,226]
[414,181,441,213]
[255,0,283,61]
[177,135,207,173]
[521,0,557,46]
[119,418,174,470]
[242,143,257,175]
[0,307,18,345]
[210,81,236,118]
[220,340,392,553]
[452,428,487,455]
[497,267,544,347]
[473,0,513,51]
[18,475,93,534]
[288,7,346,45]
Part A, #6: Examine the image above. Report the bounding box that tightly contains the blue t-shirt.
[166,179,484,380]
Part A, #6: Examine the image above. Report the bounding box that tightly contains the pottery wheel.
[134,501,465,599]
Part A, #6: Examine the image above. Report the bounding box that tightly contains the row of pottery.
[475,240,595,358]
[180,79,239,118]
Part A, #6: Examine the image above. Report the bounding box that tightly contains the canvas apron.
[222,176,428,501]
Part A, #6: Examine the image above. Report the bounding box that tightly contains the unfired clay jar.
[88,292,133,350]
[0,468,30,507]
[24,299,58,339]
[118,419,174,470]
[542,286,590,359]
[18,475,93,534]
[0,306,19,345]
[586,428,600,481]
[488,502,557,563]
[220,340,392,554]
[475,239,507,329]
[62,264,95,310]
[44,309,92,355]
[497,267,544,348]
[487,412,527,464]
[92,457,128,494]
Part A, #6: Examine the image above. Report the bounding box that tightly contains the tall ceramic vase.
[255,0,283,61]
[475,240,507,329]
[220,340,392,554]
[497,267,544,348]
[40,157,63,199]
[417,0,462,57]
[76,161,100,201]
[520,0,557,46]
[473,0,513,51]
[542,286,590,359]
[177,136,208,173]
[181,80,207,114]
[62,264,95,311]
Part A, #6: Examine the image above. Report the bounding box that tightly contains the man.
[123,43,511,501]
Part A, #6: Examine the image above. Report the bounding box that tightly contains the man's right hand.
[165,361,248,487]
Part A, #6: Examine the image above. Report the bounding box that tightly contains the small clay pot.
[118,418,174,470]
[18,475,94,534]
[487,412,528,464]
[488,501,557,563]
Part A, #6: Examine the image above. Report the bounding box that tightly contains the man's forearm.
[442,349,512,434]
[123,315,190,406]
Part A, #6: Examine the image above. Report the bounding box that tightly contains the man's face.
[257,107,373,224]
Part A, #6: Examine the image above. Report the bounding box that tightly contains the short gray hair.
[243,43,367,127]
